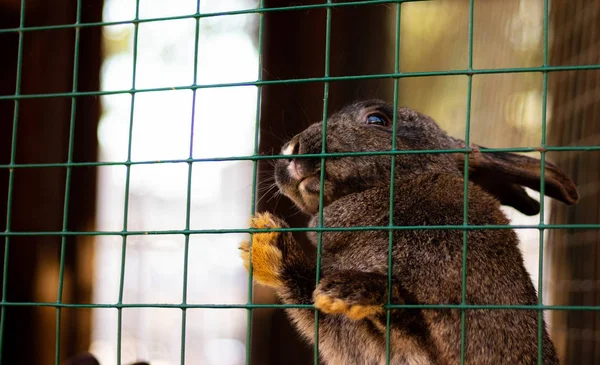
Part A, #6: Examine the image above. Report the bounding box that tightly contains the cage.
[0,0,598,364]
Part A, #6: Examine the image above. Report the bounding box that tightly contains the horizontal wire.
[0,301,598,311]
[0,145,598,170]
[0,224,598,237]
[1,64,600,101]
[0,0,427,34]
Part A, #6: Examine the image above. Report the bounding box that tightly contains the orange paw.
[314,291,383,320]
[239,212,285,288]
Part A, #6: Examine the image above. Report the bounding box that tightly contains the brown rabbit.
[240,100,579,365]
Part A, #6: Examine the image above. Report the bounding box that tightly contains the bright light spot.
[93,0,258,364]
[205,339,246,365]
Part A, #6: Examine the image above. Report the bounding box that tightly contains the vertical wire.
[385,2,402,364]
[179,1,202,364]
[117,1,141,364]
[246,1,265,364]
[314,1,332,363]
[460,0,475,363]
[0,1,26,363]
[55,1,83,363]
[537,0,550,362]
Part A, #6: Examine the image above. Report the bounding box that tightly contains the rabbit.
[239,99,580,365]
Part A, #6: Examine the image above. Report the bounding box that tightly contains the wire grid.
[1,1,600,365]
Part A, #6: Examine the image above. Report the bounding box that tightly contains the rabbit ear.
[453,145,580,216]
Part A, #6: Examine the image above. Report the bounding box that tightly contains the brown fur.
[240,100,580,365]
[240,215,286,287]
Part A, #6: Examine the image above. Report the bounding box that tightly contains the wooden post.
[0,0,103,363]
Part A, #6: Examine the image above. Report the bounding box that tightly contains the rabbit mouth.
[274,154,331,213]
[278,173,329,214]
[296,175,337,214]
[299,175,320,194]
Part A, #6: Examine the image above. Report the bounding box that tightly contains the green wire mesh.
[1,1,600,365]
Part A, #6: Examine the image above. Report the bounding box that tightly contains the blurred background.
[0,0,598,364]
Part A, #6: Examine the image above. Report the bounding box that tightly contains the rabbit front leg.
[313,271,398,322]
[240,212,323,343]
[239,214,434,364]
[239,212,316,305]
[314,272,439,364]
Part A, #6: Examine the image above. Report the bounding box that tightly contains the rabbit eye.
[366,114,388,126]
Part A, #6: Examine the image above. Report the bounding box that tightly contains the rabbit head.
[274,99,579,215]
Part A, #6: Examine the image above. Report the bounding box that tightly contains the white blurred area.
[501,195,552,294]
[91,1,259,364]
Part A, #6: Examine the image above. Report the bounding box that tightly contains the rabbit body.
[302,174,554,365]
[241,100,579,365]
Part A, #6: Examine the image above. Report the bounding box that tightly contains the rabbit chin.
[297,177,321,213]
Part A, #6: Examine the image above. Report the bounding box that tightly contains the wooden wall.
[0,0,103,363]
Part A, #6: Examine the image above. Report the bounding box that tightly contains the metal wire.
[459,0,475,362]
[246,0,266,363]
[116,1,141,364]
[1,64,600,102]
[0,302,599,311]
[179,1,203,363]
[313,1,333,362]
[537,1,551,363]
[385,2,403,364]
[0,145,598,170]
[54,1,83,363]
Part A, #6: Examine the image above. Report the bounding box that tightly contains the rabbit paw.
[313,274,386,320]
[239,212,287,288]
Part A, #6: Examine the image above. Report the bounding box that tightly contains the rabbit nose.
[282,136,300,161]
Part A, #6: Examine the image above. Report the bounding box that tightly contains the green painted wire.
[55,1,83,364]
[386,2,403,364]
[314,1,333,363]
[0,0,428,35]
[116,1,141,364]
[0,223,598,238]
[0,0,26,363]
[537,0,551,363]
[1,301,600,311]
[0,145,598,171]
[2,64,600,101]
[246,1,266,364]
[460,0,475,363]
[179,1,203,363]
